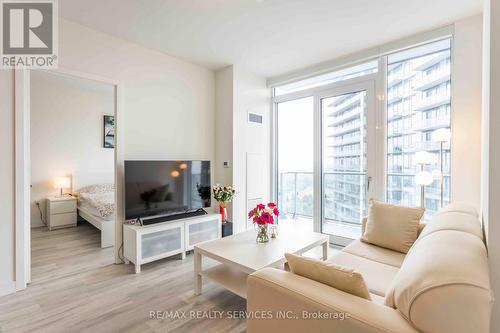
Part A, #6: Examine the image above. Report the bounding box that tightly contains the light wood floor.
[0,223,246,333]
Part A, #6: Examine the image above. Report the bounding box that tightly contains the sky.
[277,97,314,173]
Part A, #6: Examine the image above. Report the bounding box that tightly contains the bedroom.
[30,70,117,281]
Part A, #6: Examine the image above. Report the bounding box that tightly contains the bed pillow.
[285,253,372,300]
[361,199,424,254]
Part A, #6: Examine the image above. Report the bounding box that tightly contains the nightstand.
[46,196,77,231]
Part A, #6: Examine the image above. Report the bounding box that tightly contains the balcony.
[417,141,441,151]
[278,170,449,230]
[328,121,362,136]
[413,66,451,91]
[327,93,362,114]
[414,53,449,72]
[329,148,361,157]
[412,91,450,112]
[413,116,450,131]
[387,108,414,121]
[387,90,414,105]
[387,71,415,88]
[279,171,365,226]
[331,135,362,145]
[328,107,362,125]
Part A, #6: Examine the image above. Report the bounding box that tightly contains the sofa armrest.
[247,268,418,333]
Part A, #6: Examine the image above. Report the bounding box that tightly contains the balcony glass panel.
[277,97,314,230]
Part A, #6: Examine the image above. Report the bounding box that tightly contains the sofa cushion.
[384,230,493,333]
[343,239,406,268]
[418,210,483,242]
[361,200,424,253]
[285,253,371,300]
[362,217,426,238]
[329,251,399,297]
[435,201,478,218]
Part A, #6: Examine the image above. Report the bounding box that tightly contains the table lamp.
[53,177,71,197]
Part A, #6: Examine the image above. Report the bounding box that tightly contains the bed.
[74,179,115,248]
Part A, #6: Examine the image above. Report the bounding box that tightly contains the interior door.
[317,81,376,245]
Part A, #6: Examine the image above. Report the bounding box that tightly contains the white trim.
[270,89,277,204]
[14,68,124,292]
[115,84,125,264]
[273,73,378,104]
[377,56,388,201]
[267,24,454,88]
[315,80,377,244]
[313,86,321,234]
[449,36,455,203]
[14,69,30,290]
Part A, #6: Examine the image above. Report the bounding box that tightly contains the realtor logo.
[1,0,58,68]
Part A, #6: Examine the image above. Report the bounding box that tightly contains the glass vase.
[219,203,227,223]
[256,224,269,243]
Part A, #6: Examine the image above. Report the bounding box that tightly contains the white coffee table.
[193,226,329,298]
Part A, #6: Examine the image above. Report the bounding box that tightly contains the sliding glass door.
[318,82,376,244]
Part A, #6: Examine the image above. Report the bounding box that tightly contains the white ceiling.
[59,0,482,78]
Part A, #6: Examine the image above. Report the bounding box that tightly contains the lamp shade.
[53,177,71,189]
[433,128,451,143]
[414,151,433,165]
[415,171,433,186]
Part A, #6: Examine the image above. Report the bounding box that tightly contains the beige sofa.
[247,203,494,333]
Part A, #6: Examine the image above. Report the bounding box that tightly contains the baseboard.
[0,281,16,297]
[31,221,45,228]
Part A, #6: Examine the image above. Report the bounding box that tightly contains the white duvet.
[79,191,115,218]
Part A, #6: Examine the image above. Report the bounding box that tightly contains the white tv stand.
[123,213,221,273]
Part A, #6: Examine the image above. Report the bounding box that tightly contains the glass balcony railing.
[278,171,450,226]
[278,171,366,226]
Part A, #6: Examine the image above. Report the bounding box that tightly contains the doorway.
[14,69,123,289]
[273,75,377,246]
[318,81,376,245]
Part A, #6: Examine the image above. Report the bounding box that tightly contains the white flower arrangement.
[212,184,237,204]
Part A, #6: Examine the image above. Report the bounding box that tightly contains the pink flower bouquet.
[248,202,280,225]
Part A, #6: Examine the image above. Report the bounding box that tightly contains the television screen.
[124,160,211,220]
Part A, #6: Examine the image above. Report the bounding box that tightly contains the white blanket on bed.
[79,191,115,218]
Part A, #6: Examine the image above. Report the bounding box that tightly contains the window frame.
[271,36,453,241]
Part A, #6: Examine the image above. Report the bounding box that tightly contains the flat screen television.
[124,160,211,220]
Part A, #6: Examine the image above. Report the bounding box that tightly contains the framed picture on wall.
[103,115,115,148]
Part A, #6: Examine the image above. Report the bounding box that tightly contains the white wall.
[233,68,271,234]
[0,18,215,295]
[30,70,115,227]
[58,19,215,160]
[452,15,483,208]
[214,66,270,233]
[482,1,500,331]
[214,66,234,218]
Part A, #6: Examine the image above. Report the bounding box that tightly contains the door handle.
[367,176,372,192]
